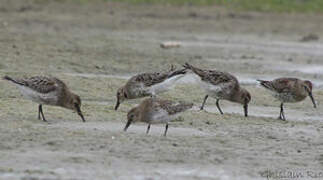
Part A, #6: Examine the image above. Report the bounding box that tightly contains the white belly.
[18,86,58,105]
[131,83,148,97]
[150,109,176,124]
[148,75,184,95]
[199,81,225,99]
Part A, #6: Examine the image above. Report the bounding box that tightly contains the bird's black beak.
[124,119,132,132]
[244,104,248,117]
[308,91,317,108]
[75,104,85,122]
[115,99,120,111]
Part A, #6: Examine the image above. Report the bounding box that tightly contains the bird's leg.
[163,123,169,137]
[146,124,151,134]
[38,104,41,120]
[279,103,286,121]
[279,104,282,119]
[281,103,286,120]
[39,105,47,122]
[200,95,209,110]
[216,99,224,115]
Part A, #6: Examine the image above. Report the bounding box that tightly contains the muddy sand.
[0,1,323,180]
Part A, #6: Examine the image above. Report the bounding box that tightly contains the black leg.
[279,103,282,119]
[38,104,41,120]
[164,123,169,136]
[216,99,224,115]
[279,103,286,121]
[200,95,209,110]
[146,124,151,134]
[39,105,47,122]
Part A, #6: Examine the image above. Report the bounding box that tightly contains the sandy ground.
[0,1,323,180]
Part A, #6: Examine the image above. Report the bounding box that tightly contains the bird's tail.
[257,79,273,90]
[167,68,187,78]
[3,76,24,86]
[183,62,205,77]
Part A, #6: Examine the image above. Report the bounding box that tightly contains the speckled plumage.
[124,98,193,136]
[3,75,85,122]
[115,67,187,110]
[257,78,316,120]
[183,63,251,117]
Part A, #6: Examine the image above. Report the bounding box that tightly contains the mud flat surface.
[0,1,323,180]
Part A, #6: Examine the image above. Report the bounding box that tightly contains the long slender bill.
[308,92,317,108]
[115,99,120,110]
[244,104,248,117]
[124,119,132,131]
[76,104,86,122]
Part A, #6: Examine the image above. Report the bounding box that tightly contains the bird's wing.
[132,69,186,87]
[204,71,237,85]
[183,63,236,85]
[272,78,298,93]
[20,76,59,93]
[258,78,297,93]
[157,99,193,115]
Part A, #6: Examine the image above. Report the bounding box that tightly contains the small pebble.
[160,41,181,49]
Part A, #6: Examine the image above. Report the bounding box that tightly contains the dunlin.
[124,98,193,136]
[3,75,85,122]
[115,66,187,110]
[183,63,251,117]
[257,78,316,120]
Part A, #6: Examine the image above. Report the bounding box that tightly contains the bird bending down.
[257,78,316,120]
[124,98,193,136]
[183,63,251,117]
[115,66,187,110]
[3,75,85,122]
